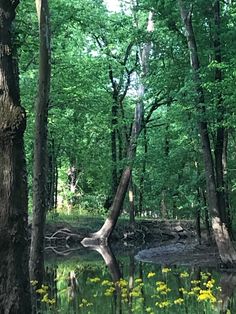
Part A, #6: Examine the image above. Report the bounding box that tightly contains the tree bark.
[179,0,236,266]
[0,1,31,312]
[111,97,118,197]
[128,175,136,226]
[47,137,56,209]
[30,0,51,285]
[212,0,229,229]
[138,126,148,215]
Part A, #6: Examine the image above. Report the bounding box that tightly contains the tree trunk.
[196,188,202,245]
[47,137,56,209]
[111,99,118,197]
[128,175,136,226]
[0,1,31,312]
[201,188,212,243]
[54,161,59,209]
[138,126,148,216]
[213,0,229,229]
[81,11,154,245]
[30,0,51,285]
[179,0,236,266]
[81,101,143,245]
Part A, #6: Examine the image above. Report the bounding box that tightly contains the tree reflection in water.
[37,246,236,314]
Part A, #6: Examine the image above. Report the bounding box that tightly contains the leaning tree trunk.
[128,175,136,227]
[138,126,148,216]
[179,0,236,266]
[111,93,119,198]
[81,11,154,246]
[30,0,51,285]
[81,102,143,245]
[0,1,31,312]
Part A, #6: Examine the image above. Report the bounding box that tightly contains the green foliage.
[16,0,236,222]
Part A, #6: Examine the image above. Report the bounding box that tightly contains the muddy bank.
[135,240,221,267]
[43,218,198,258]
[44,219,196,247]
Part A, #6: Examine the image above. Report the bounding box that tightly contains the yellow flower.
[135,278,143,283]
[180,271,189,278]
[197,290,217,303]
[41,293,49,303]
[147,272,156,278]
[174,298,184,305]
[130,290,141,297]
[104,287,116,296]
[89,277,100,283]
[191,286,201,293]
[30,280,38,286]
[162,267,171,273]
[36,284,49,295]
[156,281,165,285]
[179,288,188,294]
[200,272,210,280]
[101,280,113,286]
[191,280,201,285]
[156,283,168,292]
[205,279,215,289]
[160,288,171,295]
[104,291,113,296]
[79,298,93,307]
[156,301,171,308]
[118,279,128,287]
[47,298,56,305]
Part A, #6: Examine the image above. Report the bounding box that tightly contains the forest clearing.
[1,0,236,313]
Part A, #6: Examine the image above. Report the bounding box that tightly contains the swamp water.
[35,245,236,314]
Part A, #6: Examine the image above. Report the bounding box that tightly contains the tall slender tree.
[0,0,31,312]
[212,0,230,230]
[178,0,236,266]
[30,0,51,285]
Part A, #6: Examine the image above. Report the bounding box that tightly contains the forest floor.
[43,215,224,268]
[45,215,197,244]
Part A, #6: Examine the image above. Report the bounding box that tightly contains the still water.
[34,245,236,314]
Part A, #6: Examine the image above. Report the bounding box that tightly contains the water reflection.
[36,244,236,313]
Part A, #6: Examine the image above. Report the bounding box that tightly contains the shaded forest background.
[2,0,236,312]
[16,0,236,222]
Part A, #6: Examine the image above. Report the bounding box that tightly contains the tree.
[81,9,154,245]
[0,0,31,312]
[30,0,51,285]
[178,0,236,266]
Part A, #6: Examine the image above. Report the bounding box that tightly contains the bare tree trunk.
[138,126,147,216]
[111,99,118,197]
[47,137,56,209]
[196,188,202,244]
[30,0,51,285]
[213,0,229,230]
[201,189,212,243]
[179,0,236,266]
[82,101,143,245]
[0,1,31,312]
[129,175,136,226]
[54,161,59,209]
